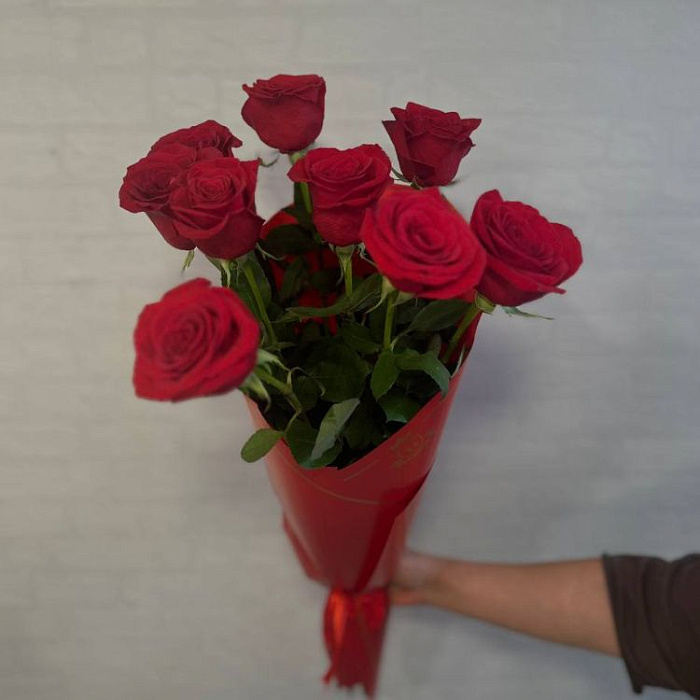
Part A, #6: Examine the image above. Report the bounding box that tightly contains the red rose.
[168,157,264,259]
[119,144,196,214]
[133,278,260,402]
[242,74,326,153]
[470,190,583,306]
[119,144,201,250]
[287,145,392,246]
[361,186,486,300]
[149,119,242,156]
[383,102,481,187]
[119,143,229,250]
[145,212,194,251]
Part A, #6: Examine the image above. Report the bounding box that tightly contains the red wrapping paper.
[246,363,468,696]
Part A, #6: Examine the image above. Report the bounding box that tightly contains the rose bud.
[168,157,264,260]
[361,186,486,300]
[288,144,392,246]
[242,74,326,153]
[383,102,481,187]
[470,190,582,307]
[149,119,242,157]
[133,278,260,402]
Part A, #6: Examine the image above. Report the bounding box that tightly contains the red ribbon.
[323,587,390,697]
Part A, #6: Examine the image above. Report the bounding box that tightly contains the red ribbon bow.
[323,587,390,697]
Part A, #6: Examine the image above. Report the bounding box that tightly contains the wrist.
[422,557,453,608]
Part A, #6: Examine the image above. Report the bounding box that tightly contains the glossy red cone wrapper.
[245,361,468,696]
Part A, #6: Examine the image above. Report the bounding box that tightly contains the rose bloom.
[361,186,486,300]
[471,190,583,307]
[287,144,392,246]
[168,157,264,259]
[133,279,260,402]
[119,128,233,251]
[242,74,326,153]
[119,144,197,214]
[149,119,242,156]
[383,102,481,187]
[119,144,206,250]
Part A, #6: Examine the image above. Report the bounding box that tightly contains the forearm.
[429,557,620,657]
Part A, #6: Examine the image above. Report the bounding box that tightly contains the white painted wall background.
[1,0,699,698]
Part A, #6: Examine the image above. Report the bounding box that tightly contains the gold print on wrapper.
[388,426,437,470]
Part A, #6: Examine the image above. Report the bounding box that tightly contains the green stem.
[241,258,278,346]
[254,368,303,415]
[299,182,312,214]
[442,304,481,363]
[289,152,313,215]
[383,292,397,350]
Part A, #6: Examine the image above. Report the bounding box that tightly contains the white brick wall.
[1,1,699,698]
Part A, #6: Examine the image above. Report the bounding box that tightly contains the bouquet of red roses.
[120,73,582,696]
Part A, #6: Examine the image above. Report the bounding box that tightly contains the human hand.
[390,550,448,606]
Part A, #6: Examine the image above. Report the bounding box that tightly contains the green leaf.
[229,275,257,316]
[242,255,272,306]
[370,350,400,400]
[225,255,272,319]
[502,306,554,320]
[291,374,321,411]
[297,321,322,347]
[258,152,280,168]
[396,350,451,397]
[339,322,381,355]
[348,274,383,312]
[208,257,233,287]
[280,295,351,321]
[427,333,442,355]
[305,340,370,402]
[280,274,382,322]
[379,390,421,424]
[285,420,341,469]
[391,167,410,183]
[309,269,339,295]
[311,398,360,460]
[474,291,497,314]
[261,225,318,257]
[279,257,308,302]
[181,249,195,272]
[256,348,286,369]
[343,398,380,450]
[399,371,439,399]
[371,276,396,313]
[240,429,283,463]
[406,299,471,333]
[394,299,424,326]
[240,373,271,409]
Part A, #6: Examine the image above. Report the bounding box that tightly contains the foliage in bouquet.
[120,74,582,469]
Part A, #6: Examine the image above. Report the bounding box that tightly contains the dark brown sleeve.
[602,554,700,698]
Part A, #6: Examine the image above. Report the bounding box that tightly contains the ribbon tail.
[323,588,390,697]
